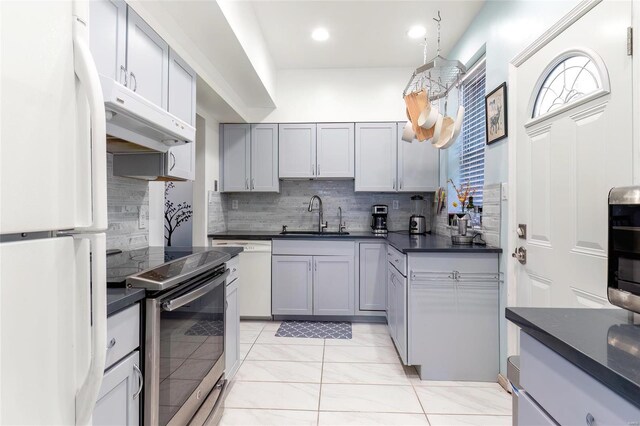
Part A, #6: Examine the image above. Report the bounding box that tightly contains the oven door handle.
[161,269,229,312]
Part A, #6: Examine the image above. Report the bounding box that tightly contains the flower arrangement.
[448,179,476,211]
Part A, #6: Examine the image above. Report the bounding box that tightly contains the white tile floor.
[218,320,512,426]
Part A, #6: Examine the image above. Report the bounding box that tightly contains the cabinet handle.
[129,72,137,92]
[393,178,396,189]
[586,413,595,426]
[317,163,320,176]
[314,260,317,272]
[120,65,128,87]
[133,364,143,400]
[169,152,176,171]
[399,179,403,189]
[311,164,314,176]
[245,178,249,190]
[251,178,255,190]
[107,338,116,349]
[308,260,311,271]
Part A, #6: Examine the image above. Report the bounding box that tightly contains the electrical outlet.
[393,200,399,210]
[232,199,238,210]
[138,206,148,229]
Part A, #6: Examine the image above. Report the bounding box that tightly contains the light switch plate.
[392,200,399,210]
[138,206,148,229]
[232,200,238,210]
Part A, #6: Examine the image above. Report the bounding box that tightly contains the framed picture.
[485,82,508,144]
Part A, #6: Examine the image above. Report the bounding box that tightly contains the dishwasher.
[210,240,272,319]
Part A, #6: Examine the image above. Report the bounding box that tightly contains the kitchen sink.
[280,230,350,236]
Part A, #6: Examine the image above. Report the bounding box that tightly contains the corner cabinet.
[355,123,397,191]
[221,124,278,193]
[354,122,439,192]
[125,6,169,109]
[278,124,317,178]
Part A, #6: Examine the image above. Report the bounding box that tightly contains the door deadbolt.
[512,247,527,264]
[517,224,527,239]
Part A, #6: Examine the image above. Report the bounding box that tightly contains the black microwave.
[608,186,640,313]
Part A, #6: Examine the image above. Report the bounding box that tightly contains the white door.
[0,237,91,424]
[397,123,439,192]
[168,48,196,126]
[251,124,279,192]
[93,351,141,426]
[89,0,127,85]
[513,0,632,308]
[355,123,397,192]
[126,6,169,108]
[279,124,317,178]
[317,123,355,178]
[1,0,93,233]
[221,124,251,192]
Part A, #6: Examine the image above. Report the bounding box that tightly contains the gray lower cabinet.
[314,256,355,315]
[272,255,314,315]
[387,263,407,364]
[407,253,499,380]
[225,273,240,380]
[93,350,141,426]
[359,243,387,311]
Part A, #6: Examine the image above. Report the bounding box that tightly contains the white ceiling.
[250,0,485,69]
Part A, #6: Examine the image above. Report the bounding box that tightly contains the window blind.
[458,63,486,206]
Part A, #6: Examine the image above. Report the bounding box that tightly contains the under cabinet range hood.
[102,77,195,153]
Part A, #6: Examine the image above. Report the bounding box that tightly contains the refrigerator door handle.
[73,233,107,425]
[73,15,107,232]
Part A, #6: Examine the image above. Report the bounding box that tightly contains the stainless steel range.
[108,247,230,426]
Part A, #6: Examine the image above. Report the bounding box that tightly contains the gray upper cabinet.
[279,124,317,178]
[397,123,439,192]
[355,123,397,192]
[272,255,314,315]
[126,6,169,109]
[313,255,355,316]
[221,124,251,192]
[316,123,354,178]
[89,0,127,85]
[251,124,279,192]
[359,243,387,311]
[168,48,196,126]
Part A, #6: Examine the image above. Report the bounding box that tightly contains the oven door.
[145,267,228,426]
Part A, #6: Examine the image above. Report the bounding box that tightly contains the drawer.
[407,252,498,275]
[227,255,239,284]
[387,246,406,276]
[520,331,640,426]
[105,304,140,370]
[272,239,355,256]
[518,390,556,426]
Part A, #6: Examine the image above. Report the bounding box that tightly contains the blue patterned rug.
[275,320,352,339]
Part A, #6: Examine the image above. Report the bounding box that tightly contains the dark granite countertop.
[107,288,145,316]
[209,231,502,254]
[506,307,640,410]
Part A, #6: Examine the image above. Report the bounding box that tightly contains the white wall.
[249,67,413,123]
[445,0,579,376]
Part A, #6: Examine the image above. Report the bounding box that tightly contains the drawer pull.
[586,413,595,426]
[107,338,116,349]
[133,363,143,400]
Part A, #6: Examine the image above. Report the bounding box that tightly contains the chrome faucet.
[308,195,328,232]
[338,206,347,233]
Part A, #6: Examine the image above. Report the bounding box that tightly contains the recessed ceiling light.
[311,27,330,42]
[407,25,426,39]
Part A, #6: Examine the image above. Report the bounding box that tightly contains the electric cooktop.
[106,246,229,290]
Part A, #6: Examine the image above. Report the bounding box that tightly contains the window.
[457,62,486,206]
[533,54,602,118]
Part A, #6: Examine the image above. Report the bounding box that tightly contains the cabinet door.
[221,124,250,192]
[167,143,195,180]
[387,266,397,340]
[317,123,354,178]
[272,255,313,315]
[89,0,127,85]
[93,351,141,426]
[397,123,439,192]
[359,243,387,311]
[456,281,499,381]
[355,123,397,192]
[314,256,355,315]
[394,272,408,364]
[251,124,279,192]
[225,278,240,380]
[126,7,169,108]
[168,48,196,126]
[279,124,316,178]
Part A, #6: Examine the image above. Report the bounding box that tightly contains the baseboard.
[498,373,512,394]
[273,315,387,323]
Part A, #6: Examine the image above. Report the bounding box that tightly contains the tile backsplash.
[107,154,149,250]
[209,180,434,233]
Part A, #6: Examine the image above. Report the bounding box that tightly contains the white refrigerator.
[1,1,108,424]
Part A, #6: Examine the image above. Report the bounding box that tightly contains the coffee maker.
[371,205,388,234]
